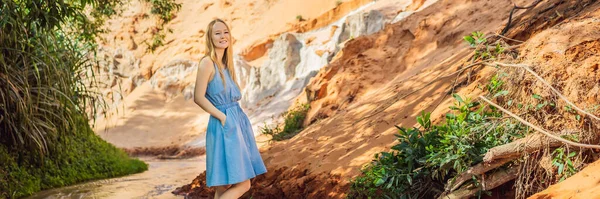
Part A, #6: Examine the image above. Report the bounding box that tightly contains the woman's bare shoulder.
[198,57,215,72]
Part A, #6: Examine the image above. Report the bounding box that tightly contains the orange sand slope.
[262,0,530,178]
[529,159,600,199]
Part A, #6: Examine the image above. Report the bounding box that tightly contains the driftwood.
[446,158,514,192]
[439,167,519,199]
[448,130,582,193]
[482,132,567,163]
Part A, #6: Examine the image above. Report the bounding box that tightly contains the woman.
[193,18,267,199]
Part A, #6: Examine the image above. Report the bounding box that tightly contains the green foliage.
[147,0,182,23]
[149,32,167,52]
[463,31,487,47]
[296,15,305,21]
[0,0,120,157]
[551,147,578,182]
[348,77,523,199]
[487,74,505,95]
[143,0,181,52]
[0,1,147,197]
[261,104,310,141]
[463,31,505,61]
[336,0,343,6]
[0,116,147,198]
[349,112,443,198]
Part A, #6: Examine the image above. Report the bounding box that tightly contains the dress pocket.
[221,109,228,129]
[222,108,237,134]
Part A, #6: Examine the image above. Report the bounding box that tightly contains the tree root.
[439,167,519,199]
[501,0,545,35]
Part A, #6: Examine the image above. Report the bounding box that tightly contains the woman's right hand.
[220,115,226,126]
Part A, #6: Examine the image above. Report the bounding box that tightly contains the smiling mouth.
[219,40,228,44]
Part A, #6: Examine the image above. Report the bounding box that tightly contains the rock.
[92,46,146,111]
[234,55,252,90]
[241,33,303,107]
[150,59,197,99]
[338,10,385,43]
[112,48,139,78]
[392,11,415,24]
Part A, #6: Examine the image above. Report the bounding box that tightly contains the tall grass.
[0,0,148,197]
[0,0,118,156]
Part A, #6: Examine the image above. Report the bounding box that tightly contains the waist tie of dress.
[215,101,240,111]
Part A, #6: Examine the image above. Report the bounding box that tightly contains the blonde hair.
[204,18,238,88]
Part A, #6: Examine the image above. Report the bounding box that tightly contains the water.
[26,157,205,199]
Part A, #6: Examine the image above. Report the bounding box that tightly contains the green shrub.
[147,0,182,23]
[144,0,181,52]
[348,78,524,199]
[261,104,310,141]
[463,31,505,61]
[0,116,147,198]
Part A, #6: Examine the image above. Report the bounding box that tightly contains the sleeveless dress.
[204,63,267,187]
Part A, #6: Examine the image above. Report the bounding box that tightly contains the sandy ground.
[95,81,210,148]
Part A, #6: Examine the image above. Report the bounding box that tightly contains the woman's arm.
[194,58,226,125]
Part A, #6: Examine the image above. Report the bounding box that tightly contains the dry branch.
[488,62,600,122]
[480,96,600,149]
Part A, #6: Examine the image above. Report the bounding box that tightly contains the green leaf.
[565,105,573,112]
[537,103,545,110]
[532,94,542,100]
[568,152,577,158]
[493,90,509,98]
[558,164,564,175]
[453,94,464,104]
[576,115,581,121]
[463,36,476,46]
[375,178,385,186]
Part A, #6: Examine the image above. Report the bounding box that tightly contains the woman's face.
[211,22,230,49]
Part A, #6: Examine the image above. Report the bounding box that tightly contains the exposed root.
[501,0,544,35]
[439,167,519,199]
[447,158,514,192]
